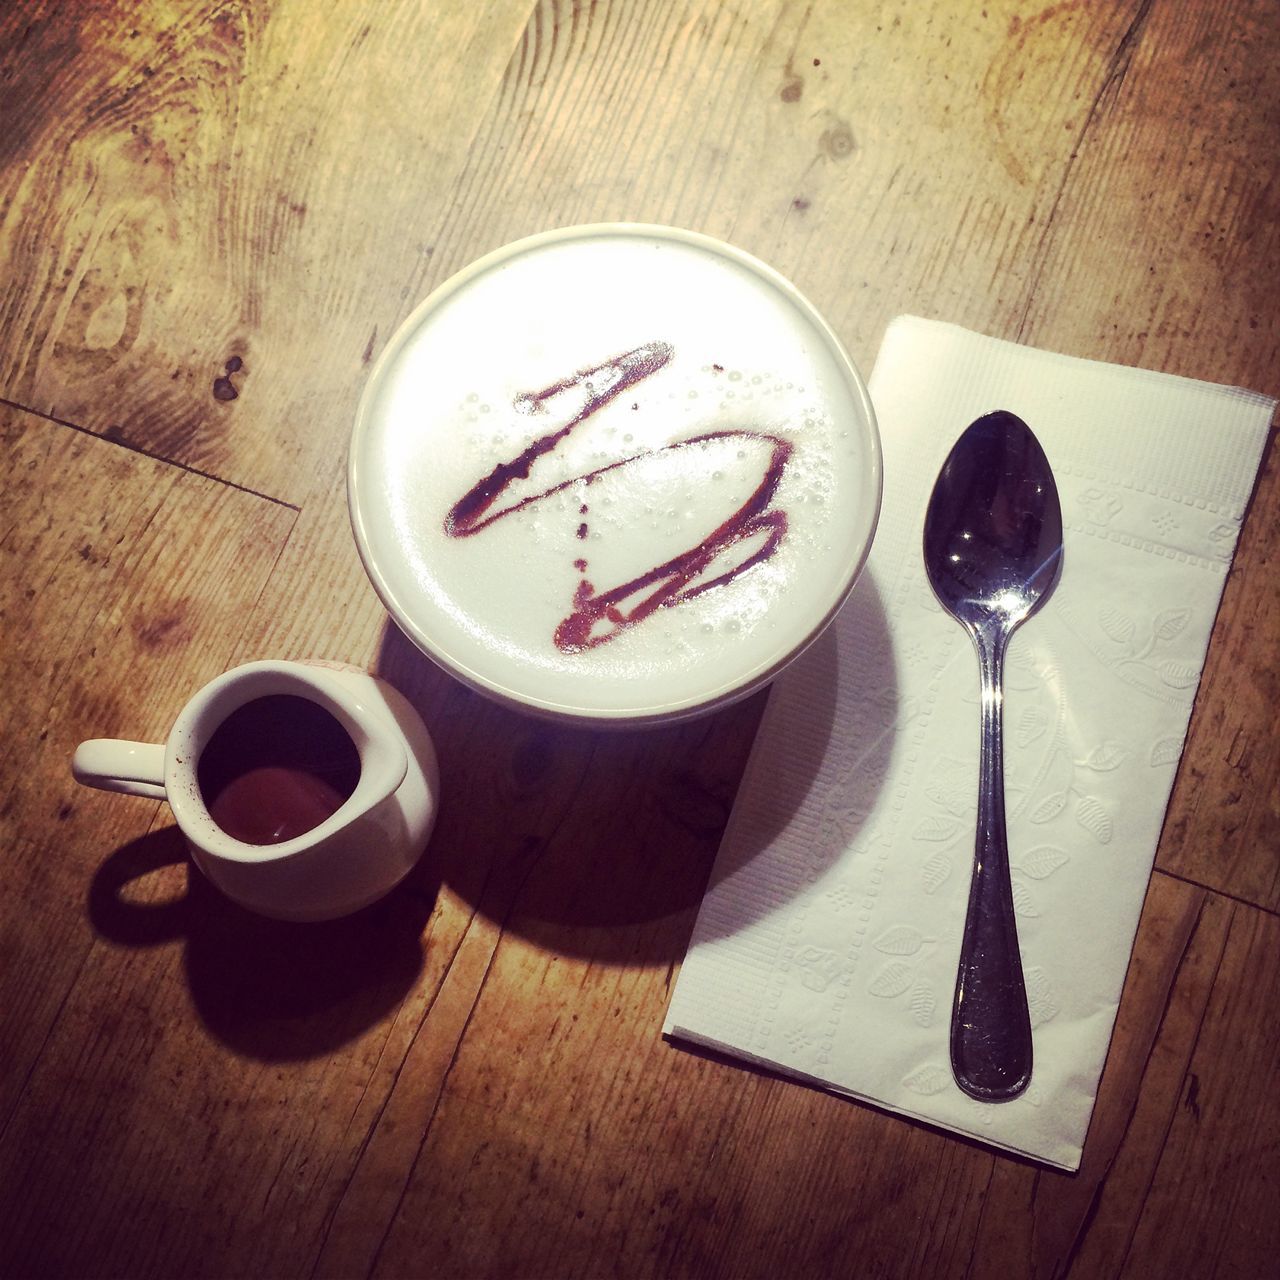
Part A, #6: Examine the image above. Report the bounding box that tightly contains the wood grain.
[0,400,303,1279]
[0,400,295,1124]
[969,876,1235,1280]
[1159,434,1280,910]
[1007,0,1280,911]
[349,0,1155,375]
[0,0,535,503]
[1,0,1278,1277]
[1122,900,1280,1276]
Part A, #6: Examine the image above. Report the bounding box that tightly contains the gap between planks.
[1,394,301,511]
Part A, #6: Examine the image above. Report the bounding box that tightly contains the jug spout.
[297,664,410,825]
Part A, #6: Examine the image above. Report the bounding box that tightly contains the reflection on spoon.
[445,343,793,652]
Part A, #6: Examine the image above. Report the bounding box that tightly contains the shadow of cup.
[87,824,434,1062]
[370,570,896,964]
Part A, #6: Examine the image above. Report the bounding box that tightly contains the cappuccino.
[350,226,880,723]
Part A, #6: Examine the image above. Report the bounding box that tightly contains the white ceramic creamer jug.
[72,660,440,922]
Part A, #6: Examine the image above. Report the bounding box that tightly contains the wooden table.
[3,2,1277,1276]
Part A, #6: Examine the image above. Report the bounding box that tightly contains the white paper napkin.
[664,316,1274,1170]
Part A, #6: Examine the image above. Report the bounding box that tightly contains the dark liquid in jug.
[197,695,361,845]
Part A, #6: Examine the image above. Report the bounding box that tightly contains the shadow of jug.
[87,823,438,1061]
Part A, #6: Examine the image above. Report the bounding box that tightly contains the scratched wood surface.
[1,1,1277,1278]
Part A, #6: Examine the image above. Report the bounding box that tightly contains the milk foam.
[353,229,878,719]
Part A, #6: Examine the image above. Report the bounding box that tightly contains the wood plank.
[1161,438,1280,911]
[0,403,295,1123]
[309,686,783,1278]
[347,870,1238,1279]
[365,934,998,1279]
[0,0,535,504]
[0,876,445,1279]
[364,0,1151,375]
[1006,0,1280,911]
[1121,899,1280,1276]
[1013,0,1280,389]
[966,875,1235,1280]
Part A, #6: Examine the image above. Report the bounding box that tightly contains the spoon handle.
[951,626,1033,1101]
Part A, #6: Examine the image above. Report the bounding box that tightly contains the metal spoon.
[923,410,1064,1102]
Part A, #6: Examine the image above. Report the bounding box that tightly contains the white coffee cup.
[72,660,440,922]
[349,224,882,727]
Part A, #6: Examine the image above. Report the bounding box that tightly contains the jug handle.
[73,740,167,800]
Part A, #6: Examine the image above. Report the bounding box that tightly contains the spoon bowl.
[924,410,1063,1101]
[924,414,1064,633]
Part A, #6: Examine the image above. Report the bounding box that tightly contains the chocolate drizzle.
[445,343,793,652]
[446,342,674,536]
